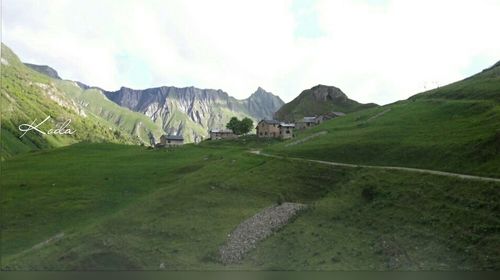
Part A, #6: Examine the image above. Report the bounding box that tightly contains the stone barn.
[278,123,295,139]
[159,134,184,147]
[209,129,237,140]
[296,116,321,130]
[256,120,281,138]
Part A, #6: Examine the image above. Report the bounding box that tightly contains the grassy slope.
[1,43,164,158]
[55,81,164,143]
[1,139,498,270]
[0,44,137,158]
[265,65,500,178]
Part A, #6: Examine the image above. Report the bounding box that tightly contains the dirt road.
[249,150,500,183]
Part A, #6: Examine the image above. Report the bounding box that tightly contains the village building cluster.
[255,112,345,139]
[149,111,345,147]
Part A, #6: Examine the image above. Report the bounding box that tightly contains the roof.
[210,129,234,133]
[166,135,184,140]
[298,117,317,123]
[331,111,346,116]
[258,119,281,125]
[279,123,295,128]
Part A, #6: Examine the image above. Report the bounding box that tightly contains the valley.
[1,44,499,271]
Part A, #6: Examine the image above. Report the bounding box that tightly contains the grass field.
[1,138,498,270]
[265,98,500,178]
[267,61,500,178]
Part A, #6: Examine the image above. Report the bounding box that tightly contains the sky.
[2,0,500,105]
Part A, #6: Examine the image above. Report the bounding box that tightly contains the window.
[286,130,290,134]
[265,132,268,135]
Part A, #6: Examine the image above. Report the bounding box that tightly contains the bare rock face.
[309,84,349,102]
[243,87,285,121]
[104,86,284,142]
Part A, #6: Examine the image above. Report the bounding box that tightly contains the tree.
[239,117,253,135]
[226,117,240,133]
[226,117,253,135]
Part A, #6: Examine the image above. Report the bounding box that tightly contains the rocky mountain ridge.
[104,86,284,142]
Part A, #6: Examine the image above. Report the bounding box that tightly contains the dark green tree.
[239,117,253,135]
[226,117,240,133]
[226,117,254,135]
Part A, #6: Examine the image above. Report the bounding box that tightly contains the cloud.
[2,0,500,104]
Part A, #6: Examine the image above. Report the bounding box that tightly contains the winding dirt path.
[249,150,500,183]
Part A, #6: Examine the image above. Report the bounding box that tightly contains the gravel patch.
[219,202,306,264]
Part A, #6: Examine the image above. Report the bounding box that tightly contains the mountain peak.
[274,84,378,121]
[307,84,348,102]
[253,86,269,95]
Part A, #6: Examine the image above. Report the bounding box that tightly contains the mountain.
[0,43,164,158]
[103,86,284,142]
[266,60,500,177]
[24,63,61,79]
[274,84,378,121]
[1,43,285,155]
[240,87,284,120]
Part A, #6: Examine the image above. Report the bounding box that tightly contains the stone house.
[256,120,281,138]
[159,134,184,147]
[278,123,295,139]
[295,112,345,130]
[209,129,237,140]
[296,116,320,130]
[322,111,346,120]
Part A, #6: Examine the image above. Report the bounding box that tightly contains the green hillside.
[266,63,500,178]
[274,84,378,121]
[413,61,500,101]
[1,45,498,271]
[1,140,498,270]
[0,44,164,158]
[54,81,164,144]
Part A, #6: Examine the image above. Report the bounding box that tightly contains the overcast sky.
[2,0,500,104]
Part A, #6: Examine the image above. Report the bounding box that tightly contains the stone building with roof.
[209,129,237,140]
[256,120,281,138]
[278,123,295,139]
[296,116,320,130]
[256,120,295,139]
[158,134,184,147]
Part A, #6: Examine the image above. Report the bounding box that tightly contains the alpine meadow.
[1,0,500,273]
